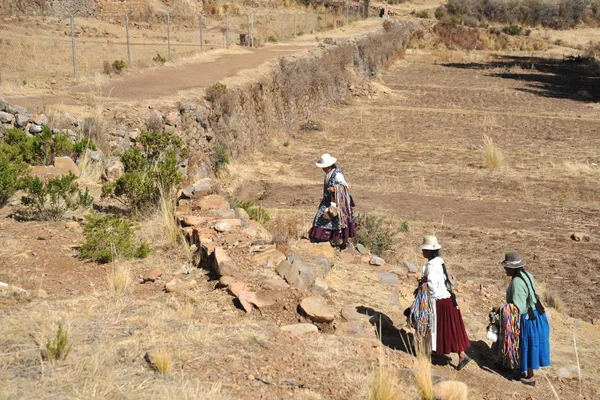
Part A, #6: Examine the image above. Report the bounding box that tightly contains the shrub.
[72,137,97,160]
[414,10,429,18]
[265,213,301,245]
[482,134,504,171]
[355,213,395,256]
[0,146,28,206]
[42,323,71,362]
[78,213,151,264]
[153,52,166,64]
[107,265,134,296]
[101,130,187,212]
[204,82,228,102]
[230,199,271,223]
[20,173,92,220]
[283,140,290,147]
[112,59,126,73]
[213,141,230,172]
[3,126,78,166]
[401,220,410,232]
[502,24,522,35]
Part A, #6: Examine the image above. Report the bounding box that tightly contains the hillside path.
[6,19,383,111]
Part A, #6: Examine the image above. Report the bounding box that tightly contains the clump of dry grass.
[106,265,133,297]
[77,148,104,185]
[414,339,433,400]
[265,213,302,245]
[539,285,564,313]
[367,358,405,400]
[158,182,180,246]
[482,134,504,171]
[152,348,172,375]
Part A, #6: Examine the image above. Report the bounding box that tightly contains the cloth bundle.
[409,281,436,337]
[491,303,521,370]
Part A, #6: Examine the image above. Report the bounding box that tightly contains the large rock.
[0,111,14,124]
[199,194,229,210]
[280,323,318,336]
[370,256,386,266]
[405,261,419,274]
[300,295,335,323]
[291,240,335,265]
[182,215,206,227]
[31,113,49,126]
[341,306,364,322]
[229,281,250,297]
[181,178,214,199]
[213,219,242,232]
[103,159,124,182]
[14,113,30,128]
[262,278,289,290]
[53,156,80,177]
[253,248,286,267]
[378,271,399,285]
[217,260,240,277]
[432,381,468,400]
[235,208,250,227]
[30,165,62,179]
[165,278,197,292]
[570,232,591,242]
[276,260,299,286]
[142,268,164,283]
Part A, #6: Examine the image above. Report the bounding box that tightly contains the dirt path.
[6,19,383,111]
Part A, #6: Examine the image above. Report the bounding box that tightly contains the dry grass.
[265,212,302,245]
[158,183,180,246]
[539,285,564,313]
[77,149,104,185]
[482,134,504,171]
[106,264,133,297]
[413,339,433,400]
[562,161,599,175]
[367,357,405,400]
[151,348,172,375]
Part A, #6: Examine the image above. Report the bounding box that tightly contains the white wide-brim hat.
[419,235,442,250]
[316,153,337,168]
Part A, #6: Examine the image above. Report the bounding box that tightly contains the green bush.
[204,82,228,102]
[230,199,271,223]
[72,138,97,159]
[355,213,395,256]
[78,213,151,264]
[502,24,522,35]
[20,172,92,220]
[112,59,126,73]
[101,130,187,212]
[153,53,166,64]
[42,323,71,362]
[213,141,230,172]
[0,147,28,206]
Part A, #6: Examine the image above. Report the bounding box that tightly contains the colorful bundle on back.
[333,184,352,231]
[410,282,435,337]
[500,303,520,369]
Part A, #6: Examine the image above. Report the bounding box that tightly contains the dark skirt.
[434,297,471,356]
[309,222,357,243]
[520,310,551,373]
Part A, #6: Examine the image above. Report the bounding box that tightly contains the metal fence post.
[294,13,297,37]
[325,7,327,30]
[266,13,269,43]
[226,14,229,48]
[199,14,203,51]
[126,15,131,67]
[305,12,308,33]
[167,13,171,61]
[346,6,349,25]
[280,13,284,41]
[251,13,255,47]
[247,14,251,46]
[70,15,76,78]
[316,9,319,33]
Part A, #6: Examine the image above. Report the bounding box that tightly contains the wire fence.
[0,5,371,89]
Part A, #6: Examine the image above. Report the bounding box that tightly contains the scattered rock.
[300,295,335,323]
[217,260,240,277]
[405,261,418,274]
[356,243,366,254]
[181,178,214,199]
[217,209,235,218]
[389,266,408,278]
[370,255,386,266]
[229,281,250,297]
[52,156,80,177]
[280,323,318,336]
[235,208,250,227]
[29,124,43,134]
[556,365,580,379]
[175,204,190,215]
[291,240,335,265]
[262,278,289,290]
[311,278,329,293]
[32,113,49,126]
[142,268,164,283]
[14,113,30,128]
[65,221,80,229]
[165,111,180,127]
[342,242,356,254]
[339,252,355,263]
[378,271,399,285]
[294,260,317,290]
[570,232,591,242]
[0,111,15,124]
[218,276,236,288]
[253,248,286,267]
[312,256,332,274]
[182,215,205,227]
[199,194,229,210]
[165,278,197,292]
[432,381,468,400]
[214,221,233,232]
[237,290,255,313]
[341,306,364,322]
[103,159,124,182]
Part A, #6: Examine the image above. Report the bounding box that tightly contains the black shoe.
[457,356,472,371]
[520,377,536,386]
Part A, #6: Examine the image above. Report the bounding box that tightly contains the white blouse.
[423,256,451,300]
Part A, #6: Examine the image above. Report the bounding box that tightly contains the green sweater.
[506,271,537,316]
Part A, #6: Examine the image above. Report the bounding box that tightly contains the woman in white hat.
[308,153,356,248]
[501,251,550,386]
[419,235,471,370]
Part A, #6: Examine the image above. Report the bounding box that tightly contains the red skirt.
[434,297,471,356]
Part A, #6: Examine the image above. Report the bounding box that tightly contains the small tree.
[43,323,72,362]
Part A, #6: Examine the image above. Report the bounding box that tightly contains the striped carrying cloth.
[410,282,435,338]
[499,303,521,370]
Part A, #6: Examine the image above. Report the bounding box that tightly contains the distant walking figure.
[501,251,550,386]
[308,153,356,248]
[415,236,471,370]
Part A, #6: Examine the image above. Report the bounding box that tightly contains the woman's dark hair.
[423,249,440,260]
